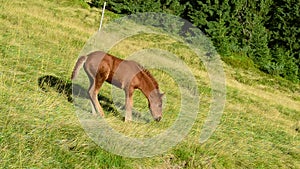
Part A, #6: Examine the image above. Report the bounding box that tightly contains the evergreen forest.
[91,0,300,83]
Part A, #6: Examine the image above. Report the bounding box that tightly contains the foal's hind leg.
[88,72,107,117]
[124,87,134,122]
[88,82,104,117]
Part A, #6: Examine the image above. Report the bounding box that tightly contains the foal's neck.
[138,71,158,98]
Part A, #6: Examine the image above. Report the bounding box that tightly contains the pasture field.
[0,0,299,168]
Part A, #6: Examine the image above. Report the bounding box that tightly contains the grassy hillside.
[0,0,299,168]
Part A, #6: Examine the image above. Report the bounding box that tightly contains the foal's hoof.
[154,116,162,122]
[124,117,132,122]
[91,112,105,118]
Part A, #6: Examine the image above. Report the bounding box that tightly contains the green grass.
[1,0,299,168]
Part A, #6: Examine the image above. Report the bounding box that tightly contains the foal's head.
[148,89,164,122]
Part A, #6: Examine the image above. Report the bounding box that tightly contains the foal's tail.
[71,55,87,80]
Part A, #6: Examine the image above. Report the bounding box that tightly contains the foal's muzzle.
[155,116,162,122]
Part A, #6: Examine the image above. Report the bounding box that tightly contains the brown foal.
[71,51,163,122]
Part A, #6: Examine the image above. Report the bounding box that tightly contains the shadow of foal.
[38,75,115,112]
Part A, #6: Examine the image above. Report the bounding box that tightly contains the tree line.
[90,0,300,82]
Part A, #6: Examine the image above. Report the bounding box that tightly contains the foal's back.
[84,51,143,89]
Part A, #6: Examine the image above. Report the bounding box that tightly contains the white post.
[98,2,106,32]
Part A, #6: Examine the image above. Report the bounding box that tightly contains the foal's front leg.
[125,88,134,122]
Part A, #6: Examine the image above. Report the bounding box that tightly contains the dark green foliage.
[90,0,162,14]
[89,0,299,82]
[110,0,162,14]
[266,0,300,82]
